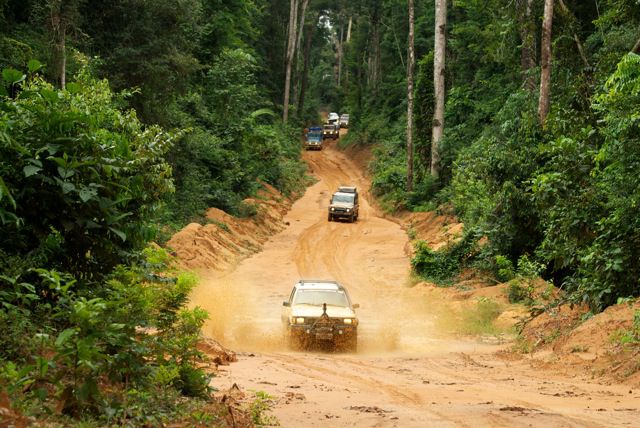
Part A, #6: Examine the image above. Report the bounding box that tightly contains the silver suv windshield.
[331,193,354,204]
[293,290,349,307]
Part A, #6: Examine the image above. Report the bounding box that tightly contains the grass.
[437,297,507,337]
[246,391,279,427]
[458,298,504,335]
[512,336,534,354]
[570,344,589,353]
[206,219,231,232]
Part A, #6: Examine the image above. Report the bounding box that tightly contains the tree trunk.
[431,0,447,178]
[338,21,344,87]
[60,32,66,89]
[293,0,309,107]
[297,15,316,118]
[407,0,415,191]
[633,37,640,54]
[347,16,352,43]
[557,0,590,67]
[295,0,309,58]
[368,10,381,92]
[50,1,66,89]
[283,0,299,123]
[517,0,536,91]
[538,0,554,127]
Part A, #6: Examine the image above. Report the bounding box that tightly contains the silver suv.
[328,186,359,222]
[282,280,359,352]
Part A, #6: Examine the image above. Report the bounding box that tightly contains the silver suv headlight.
[289,316,305,324]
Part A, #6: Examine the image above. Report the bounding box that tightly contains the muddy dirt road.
[190,139,639,427]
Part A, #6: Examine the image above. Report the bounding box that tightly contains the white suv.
[327,112,339,124]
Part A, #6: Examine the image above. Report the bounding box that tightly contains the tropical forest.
[1,0,639,426]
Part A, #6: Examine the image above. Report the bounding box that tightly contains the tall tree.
[46,0,83,89]
[406,0,415,191]
[538,0,554,126]
[297,12,318,118]
[431,0,447,178]
[283,0,299,123]
[517,0,536,90]
[293,0,309,105]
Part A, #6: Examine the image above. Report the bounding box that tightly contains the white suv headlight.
[343,318,353,324]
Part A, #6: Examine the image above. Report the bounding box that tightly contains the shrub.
[411,229,480,284]
[0,69,175,281]
[494,255,515,282]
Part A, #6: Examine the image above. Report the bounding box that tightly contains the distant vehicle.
[339,114,349,128]
[282,280,359,351]
[328,186,359,222]
[327,112,339,124]
[305,126,323,150]
[323,123,339,140]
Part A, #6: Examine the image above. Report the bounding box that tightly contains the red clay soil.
[166,181,293,270]
[519,300,640,387]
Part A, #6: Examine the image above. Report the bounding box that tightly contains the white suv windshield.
[331,193,354,204]
[293,290,349,307]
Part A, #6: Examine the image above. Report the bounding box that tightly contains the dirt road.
[190,139,639,427]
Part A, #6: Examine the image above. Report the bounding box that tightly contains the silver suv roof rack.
[337,186,357,193]
[298,279,339,284]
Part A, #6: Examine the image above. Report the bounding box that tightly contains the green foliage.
[0,248,213,422]
[459,297,504,336]
[507,281,533,305]
[0,69,175,280]
[164,48,306,225]
[452,89,542,261]
[494,255,514,282]
[248,390,279,427]
[615,310,640,345]
[0,63,213,424]
[530,53,640,310]
[411,229,480,284]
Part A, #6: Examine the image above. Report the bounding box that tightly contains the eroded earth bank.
[174,138,639,427]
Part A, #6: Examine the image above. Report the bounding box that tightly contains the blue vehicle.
[305,126,323,150]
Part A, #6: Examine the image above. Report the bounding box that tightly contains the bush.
[0,68,175,281]
[494,255,515,282]
[411,229,480,284]
[0,66,212,424]
[459,298,503,335]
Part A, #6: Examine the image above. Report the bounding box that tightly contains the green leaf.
[23,165,42,177]
[2,68,26,85]
[0,177,16,209]
[61,182,76,194]
[108,227,127,242]
[55,328,76,348]
[57,166,75,179]
[250,108,276,119]
[65,82,81,94]
[40,89,59,103]
[79,186,97,202]
[27,59,43,73]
